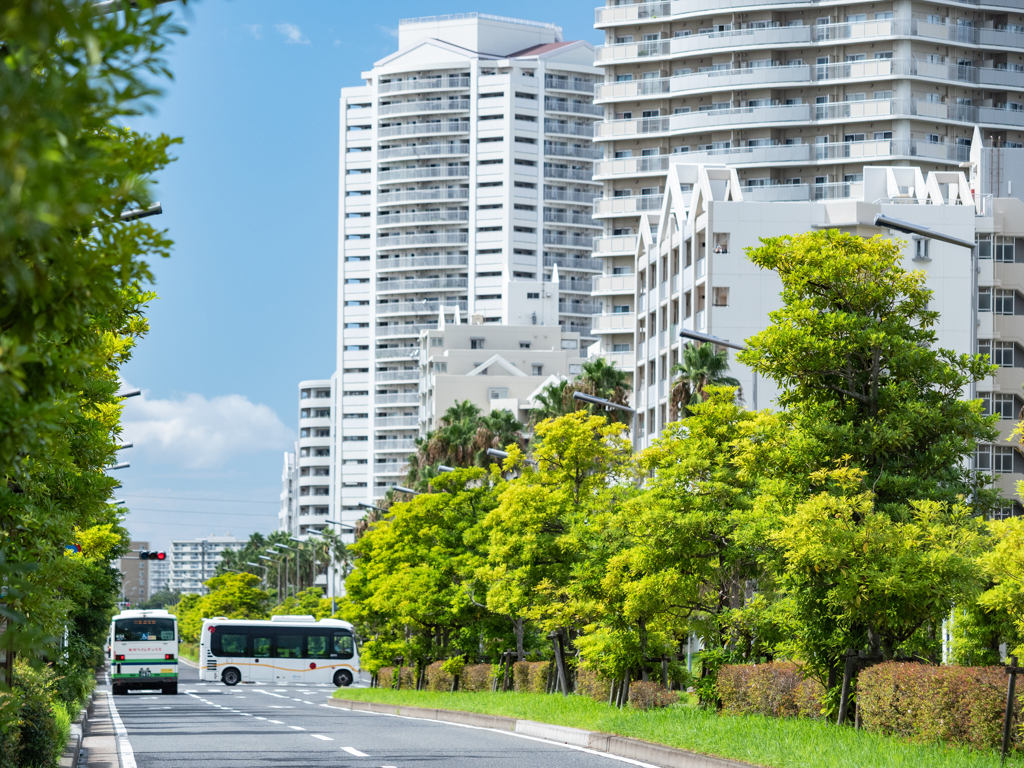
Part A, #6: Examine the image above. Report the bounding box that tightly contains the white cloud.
[244,23,262,40]
[276,23,310,45]
[122,390,293,469]
[378,25,399,39]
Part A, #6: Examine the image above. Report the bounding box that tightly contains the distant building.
[148,559,170,598]
[118,540,148,607]
[419,320,584,434]
[279,379,334,540]
[167,535,246,594]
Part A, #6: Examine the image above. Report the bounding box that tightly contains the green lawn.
[333,687,1023,768]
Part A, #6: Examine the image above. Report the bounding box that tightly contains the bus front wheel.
[333,670,353,688]
[222,668,241,686]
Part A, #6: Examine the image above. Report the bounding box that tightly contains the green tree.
[668,342,740,420]
[174,573,271,644]
[530,379,573,424]
[737,229,996,685]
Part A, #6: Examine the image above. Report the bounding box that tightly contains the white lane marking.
[268,719,284,724]
[320,704,334,708]
[255,717,267,721]
[348,710,660,767]
[105,692,138,768]
[267,706,294,709]
[311,734,333,741]
[288,725,306,731]
[341,747,369,757]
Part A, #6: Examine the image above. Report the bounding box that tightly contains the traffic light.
[138,550,166,560]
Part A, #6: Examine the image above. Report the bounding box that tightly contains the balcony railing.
[592,312,636,332]
[545,75,596,93]
[378,143,470,160]
[559,301,601,314]
[375,347,421,360]
[375,416,420,429]
[377,188,469,205]
[374,438,417,451]
[544,253,603,271]
[377,211,469,227]
[544,98,604,117]
[593,234,639,254]
[595,154,671,177]
[374,393,420,405]
[543,233,598,250]
[374,369,420,382]
[377,232,469,248]
[559,278,594,293]
[378,121,470,138]
[543,142,603,160]
[592,274,636,294]
[376,323,439,338]
[377,255,469,271]
[543,211,600,227]
[374,463,410,476]
[377,166,469,183]
[378,99,470,116]
[378,77,470,94]
[544,120,595,138]
[543,187,598,203]
[543,166,595,182]
[593,194,664,216]
[376,277,469,293]
[376,300,468,316]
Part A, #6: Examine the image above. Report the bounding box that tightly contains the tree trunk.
[514,617,525,662]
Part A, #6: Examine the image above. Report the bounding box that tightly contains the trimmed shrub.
[576,668,612,702]
[513,661,550,694]
[628,681,679,710]
[13,660,64,768]
[0,690,21,768]
[424,661,453,692]
[858,662,1022,750]
[461,664,495,693]
[718,662,822,718]
[376,665,415,690]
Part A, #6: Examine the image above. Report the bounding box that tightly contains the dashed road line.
[288,725,306,731]
[311,734,333,741]
[341,747,369,757]
[268,720,284,724]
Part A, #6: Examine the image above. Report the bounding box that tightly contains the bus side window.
[307,633,328,659]
[274,633,303,659]
[253,635,271,658]
[332,632,354,660]
[219,632,248,657]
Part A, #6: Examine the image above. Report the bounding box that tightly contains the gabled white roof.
[466,354,528,377]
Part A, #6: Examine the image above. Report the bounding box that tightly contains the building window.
[612,343,631,352]
[527,292,540,299]
[470,338,484,350]
[713,287,730,306]
[561,339,577,349]
[532,364,543,376]
[488,388,509,400]
[979,288,992,312]
[913,238,930,261]
[995,289,1015,315]
[520,342,531,349]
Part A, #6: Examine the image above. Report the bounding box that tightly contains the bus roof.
[201,617,354,630]
[113,609,177,619]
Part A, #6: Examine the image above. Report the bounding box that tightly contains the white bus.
[199,615,361,687]
[109,609,178,695]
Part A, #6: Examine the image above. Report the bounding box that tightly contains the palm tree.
[669,342,741,420]
[473,409,526,464]
[530,379,573,424]
[572,358,633,423]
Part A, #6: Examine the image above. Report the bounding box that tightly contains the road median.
[327,698,751,768]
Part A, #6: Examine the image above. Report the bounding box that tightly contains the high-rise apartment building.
[589,1,1024,380]
[280,379,334,539]
[335,14,602,517]
[118,541,148,607]
[167,535,246,594]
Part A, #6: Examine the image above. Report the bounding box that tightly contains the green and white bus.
[109,609,178,695]
[199,615,361,687]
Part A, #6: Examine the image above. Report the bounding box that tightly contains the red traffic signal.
[138,550,166,560]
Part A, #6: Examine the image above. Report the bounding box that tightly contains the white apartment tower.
[280,379,335,539]
[335,14,602,516]
[589,0,1024,378]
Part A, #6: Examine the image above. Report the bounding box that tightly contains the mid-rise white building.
[334,13,603,517]
[420,320,585,433]
[589,0,1024,387]
[148,559,170,598]
[168,535,246,594]
[603,146,1024,515]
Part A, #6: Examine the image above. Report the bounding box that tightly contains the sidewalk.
[80,669,119,768]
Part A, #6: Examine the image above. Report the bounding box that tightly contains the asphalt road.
[104,664,655,768]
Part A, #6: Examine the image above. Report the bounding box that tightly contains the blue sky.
[117,1,602,555]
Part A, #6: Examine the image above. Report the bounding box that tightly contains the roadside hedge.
[858,662,1022,750]
[718,662,824,719]
[513,661,550,694]
[10,660,64,768]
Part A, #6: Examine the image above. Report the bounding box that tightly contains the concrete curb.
[327,698,755,768]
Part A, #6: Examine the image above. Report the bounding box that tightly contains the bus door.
[272,630,304,682]
[250,632,273,682]
[306,631,329,677]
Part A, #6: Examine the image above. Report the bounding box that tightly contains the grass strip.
[334,687,1024,768]
[179,642,199,662]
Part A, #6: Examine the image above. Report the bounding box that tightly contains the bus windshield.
[115,618,175,642]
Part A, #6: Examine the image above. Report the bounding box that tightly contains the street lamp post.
[873,213,979,396]
[571,391,638,448]
[289,537,304,594]
[274,544,298,600]
[393,486,421,497]
[245,562,269,589]
[260,553,279,604]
